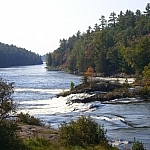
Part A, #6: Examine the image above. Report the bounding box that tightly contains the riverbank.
[17,121,119,150]
[17,118,146,150]
[15,75,149,149]
[1,64,149,149]
[18,124,58,141]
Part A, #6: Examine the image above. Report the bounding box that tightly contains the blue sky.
[0,0,149,55]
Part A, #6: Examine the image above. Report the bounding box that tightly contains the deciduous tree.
[0,80,16,122]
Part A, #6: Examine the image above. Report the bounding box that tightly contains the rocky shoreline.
[57,78,149,104]
[18,124,58,142]
[17,77,149,149]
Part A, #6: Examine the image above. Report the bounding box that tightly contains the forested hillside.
[46,3,150,76]
[0,43,43,67]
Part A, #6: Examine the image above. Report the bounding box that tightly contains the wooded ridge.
[46,3,150,76]
[0,43,43,67]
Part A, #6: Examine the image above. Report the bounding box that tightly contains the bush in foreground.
[132,138,146,150]
[0,80,25,150]
[58,116,108,148]
[0,120,26,150]
[0,79,16,122]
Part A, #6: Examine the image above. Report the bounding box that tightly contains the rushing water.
[0,64,150,149]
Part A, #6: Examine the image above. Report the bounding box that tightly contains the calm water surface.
[0,64,149,149]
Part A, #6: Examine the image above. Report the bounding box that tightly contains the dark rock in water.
[57,80,122,98]
[69,91,126,104]
[57,79,147,104]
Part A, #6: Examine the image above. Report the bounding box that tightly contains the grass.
[20,116,119,150]
[23,137,118,150]
[24,137,58,150]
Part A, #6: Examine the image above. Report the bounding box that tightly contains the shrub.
[0,79,16,122]
[0,120,25,150]
[17,112,42,126]
[132,138,146,150]
[139,86,150,98]
[142,63,150,79]
[82,74,88,85]
[58,116,107,147]
[0,80,26,149]
[70,81,75,91]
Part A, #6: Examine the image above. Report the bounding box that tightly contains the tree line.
[0,43,43,67]
[46,3,150,76]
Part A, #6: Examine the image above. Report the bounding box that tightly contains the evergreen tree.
[134,36,150,74]
[93,23,100,32]
[144,3,150,17]
[0,43,42,67]
[45,4,150,77]
[99,15,107,30]
[46,53,52,66]
[108,12,117,27]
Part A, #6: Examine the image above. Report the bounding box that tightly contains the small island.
[58,66,150,105]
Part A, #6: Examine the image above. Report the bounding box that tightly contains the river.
[0,64,149,149]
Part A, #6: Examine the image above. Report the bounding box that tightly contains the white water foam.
[109,139,129,146]
[92,116,125,122]
[94,77,135,84]
[15,88,68,94]
[103,98,143,104]
[18,93,101,115]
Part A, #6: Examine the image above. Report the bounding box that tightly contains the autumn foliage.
[85,67,95,78]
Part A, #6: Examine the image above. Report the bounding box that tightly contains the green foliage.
[24,137,117,150]
[134,36,150,74]
[0,80,26,150]
[58,116,107,147]
[122,78,130,91]
[24,137,57,150]
[142,63,150,79]
[70,81,75,91]
[46,4,150,76]
[0,120,25,150]
[0,43,42,67]
[132,138,146,150]
[82,75,88,85]
[46,52,52,66]
[17,112,42,126]
[0,79,16,122]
